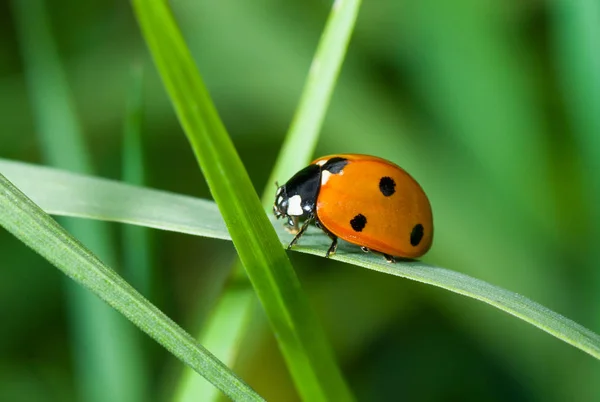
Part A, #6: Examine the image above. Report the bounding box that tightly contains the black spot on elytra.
[410,224,424,246]
[350,214,367,232]
[379,176,396,197]
[322,157,348,174]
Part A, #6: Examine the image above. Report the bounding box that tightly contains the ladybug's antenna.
[274,181,280,188]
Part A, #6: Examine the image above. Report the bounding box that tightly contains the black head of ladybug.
[273,157,349,227]
[273,164,322,226]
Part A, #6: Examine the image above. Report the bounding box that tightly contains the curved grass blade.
[0,173,264,402]
[131,1,354,400]
[0,159,228,239]
[2,159,600,361]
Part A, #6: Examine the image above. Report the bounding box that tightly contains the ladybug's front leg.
[325,234,338,258]
[287,215,313,250]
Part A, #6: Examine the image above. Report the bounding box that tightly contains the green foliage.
[2,1,599,401]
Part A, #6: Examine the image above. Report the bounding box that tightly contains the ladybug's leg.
[325,234,338,258]
[365,248,396,263]
[319,226,338,258]
[382,253,396,263]
[287,216,313,250]
[314,217,338,257]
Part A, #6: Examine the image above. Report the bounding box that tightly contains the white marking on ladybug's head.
[287,195,303,216]
[321,170,332,186]
[277,195,284,204]
[315,159,328,166]
[276,187,283,196]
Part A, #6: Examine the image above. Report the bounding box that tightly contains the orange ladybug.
[273,154,433,262]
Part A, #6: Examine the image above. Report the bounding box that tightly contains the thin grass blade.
[265,0,362,191]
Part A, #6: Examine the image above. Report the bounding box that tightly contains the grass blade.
[0,173,264,402]
[2,159,600,361]
[265,0,362,189]
[131,0,354,400]
[0,159,227,239]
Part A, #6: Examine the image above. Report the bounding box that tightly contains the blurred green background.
[1,0,599,401]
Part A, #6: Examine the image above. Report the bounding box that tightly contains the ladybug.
[273,154,433,262]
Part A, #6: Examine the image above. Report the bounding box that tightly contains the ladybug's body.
[273,154,433,262]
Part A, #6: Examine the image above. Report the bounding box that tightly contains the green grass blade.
[265,0,362,192]
[131,1,354,400]
[0,173,264,402]
[10,1,146,401]
[2,159,600,361]
[122,64,152,297]
[0,159,228,239]
[176,1,362,400]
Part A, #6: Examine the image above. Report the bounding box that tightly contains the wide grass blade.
[131,1,354,401]
[0,173,264,402]
[0,159,227,239]
[2,159,600,361]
